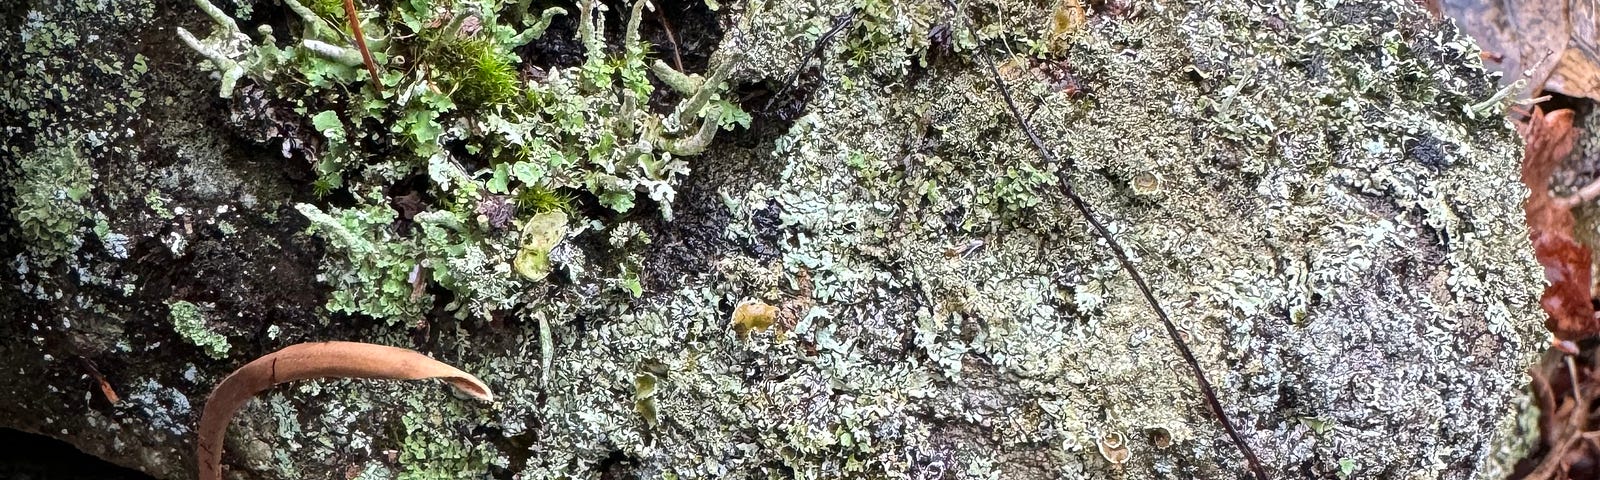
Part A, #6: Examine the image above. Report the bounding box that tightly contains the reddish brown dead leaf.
[1521,108,1597,344]
[196,342,492,480]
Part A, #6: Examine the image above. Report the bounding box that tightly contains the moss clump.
[514,185,573,215]
[437,38,521,108]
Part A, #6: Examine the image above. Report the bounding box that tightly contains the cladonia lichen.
[180,0,750,325]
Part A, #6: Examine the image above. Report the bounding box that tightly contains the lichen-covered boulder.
[0,0,1542,479]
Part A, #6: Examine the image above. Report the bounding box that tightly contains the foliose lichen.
[11,139,94,264]
[180,0,751,324]
[49,0,1538,479]
[168,299,231,359]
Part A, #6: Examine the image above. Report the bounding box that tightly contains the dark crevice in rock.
[594,449,639,480]
[0,428,156,480]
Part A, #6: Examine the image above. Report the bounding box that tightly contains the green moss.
[167,300,231,359]
[438,38,520,108]
[514,185,573,214]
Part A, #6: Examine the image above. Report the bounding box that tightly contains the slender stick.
[1558,177,1600,209]
[764,8,857,112]
[938,1,1269,478]
[342,0,383,93]
[656,7,685,72]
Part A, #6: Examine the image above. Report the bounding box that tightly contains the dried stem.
[656,6,684,71]
[938,1,1269,478]
[341,0,383,93]
[1558,177,1600,209]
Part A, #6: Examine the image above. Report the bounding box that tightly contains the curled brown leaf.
[196,341,492,480]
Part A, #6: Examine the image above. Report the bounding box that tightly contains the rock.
[0,0,1541,479]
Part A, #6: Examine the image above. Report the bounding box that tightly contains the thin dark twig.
[765,8,858,112]
[938,1,1269,479]
[655,6,685,72]
[342,0,383,93]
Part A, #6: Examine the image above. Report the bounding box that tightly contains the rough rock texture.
[0,0,1544,479]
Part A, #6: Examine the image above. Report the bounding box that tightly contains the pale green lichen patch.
[397,396,501,478]
[197,0,1538,477]
[10,139,94,264]
[167,299,231,359]
[512,210,567,281]
[2,0,153,269]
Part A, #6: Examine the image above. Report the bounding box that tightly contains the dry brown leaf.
[1520,108,1598,347]
[1548,1,1600,98]
[731,299,778,338]
[1442,0,1600,100]
[196,341,492,480]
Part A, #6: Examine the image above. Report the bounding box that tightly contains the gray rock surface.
[1,0,1544,478]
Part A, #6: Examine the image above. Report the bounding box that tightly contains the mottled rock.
[0,0,1542,479]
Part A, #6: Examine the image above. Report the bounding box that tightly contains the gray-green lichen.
[1,0,328,476]
[11,139,94,264]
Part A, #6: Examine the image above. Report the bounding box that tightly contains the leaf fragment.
[731,299,777,338]
[196,341,493,480]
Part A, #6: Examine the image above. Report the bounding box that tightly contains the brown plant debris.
[1520,108,1598,350]
[1440,0,1600,100]
[196,341,493,480]
[1519,349,1600,479]
[342,0,383,93]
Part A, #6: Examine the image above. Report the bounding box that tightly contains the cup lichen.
[180,0,750,324]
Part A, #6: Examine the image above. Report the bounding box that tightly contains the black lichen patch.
[638,101,791,293]
[517,0,724,101]
[639,165,739,291]
[730,76,815,147]
[1405,133,1452,172]
[516,4,589,70]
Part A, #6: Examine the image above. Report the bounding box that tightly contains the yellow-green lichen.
[167,300,230,359]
